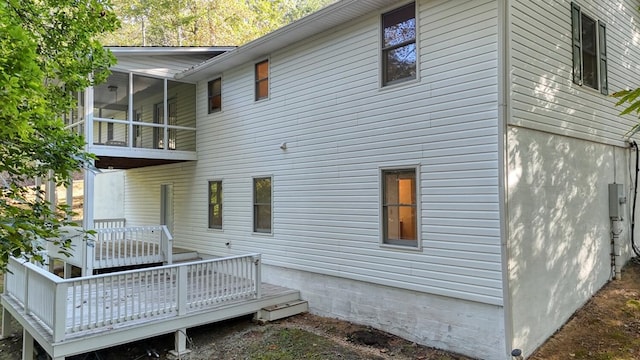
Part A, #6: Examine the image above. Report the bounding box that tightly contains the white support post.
[83,239,95,277]
[177,266,187,316]
[52,283,68,343]
[1,307,14,339]
[46,170,56,213]
[168,328,191,357]
[255,255,262,299]
[83,163,96,277]
[66,179,73,222]
[22,329,34,360]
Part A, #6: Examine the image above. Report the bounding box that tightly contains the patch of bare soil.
[3,261,640,360]
[0,313,473,360]
[530,259,640,360]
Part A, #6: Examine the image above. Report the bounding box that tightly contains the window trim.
[255,59,270,101]
[379,166,421,250]
[252,175,273,234]
[571,2,608,95]
[208,180,223,230]
[381,2,418,87]
[207,78,222,114]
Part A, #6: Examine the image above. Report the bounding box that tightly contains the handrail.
[3,254,261,342]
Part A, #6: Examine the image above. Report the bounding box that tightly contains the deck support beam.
[1,307,14,339]
[22,329,34,360]
[168,328,191,357]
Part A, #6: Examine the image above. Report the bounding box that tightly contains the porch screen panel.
[133,75,164,149]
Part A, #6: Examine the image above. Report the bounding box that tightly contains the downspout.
[497,0,516,358]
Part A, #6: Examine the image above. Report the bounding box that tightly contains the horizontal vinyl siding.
[510,0,640,145]
[125,0,502,305]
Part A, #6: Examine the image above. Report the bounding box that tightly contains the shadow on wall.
[507,126,617,354]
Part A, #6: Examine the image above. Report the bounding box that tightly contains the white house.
[21,0,640,359]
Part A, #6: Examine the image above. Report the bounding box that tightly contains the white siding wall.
[508,0,640,356]
[125,0,502,307]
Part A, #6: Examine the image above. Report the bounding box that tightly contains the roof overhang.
[107,46,237,57]
[175,0,394,82]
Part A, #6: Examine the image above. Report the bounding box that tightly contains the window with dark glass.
[208,78,221,113]
[253,177,272,233]
[382,169,417,247]
[382,3,416,86]
[255,60,269,100]
[208,181,222,229]
[571,2,607,94]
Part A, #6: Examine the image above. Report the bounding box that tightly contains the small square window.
[208,180,223,229]
[253,177,272,233]
[382,168,418,247]
[208,78,222,113]
[255,60,269,101]
[382,3,417,86]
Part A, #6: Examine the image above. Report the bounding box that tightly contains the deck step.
[255,300,309,323]
[172,251,200,263]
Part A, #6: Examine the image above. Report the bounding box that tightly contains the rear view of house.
[5,1,640,359]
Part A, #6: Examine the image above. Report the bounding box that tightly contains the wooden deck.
[2,255,304,360]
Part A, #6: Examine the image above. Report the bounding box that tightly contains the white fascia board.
[107,47,237,56]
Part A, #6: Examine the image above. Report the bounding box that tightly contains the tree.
[101,0,336,46]
[0,0,119,269]
[613,88,640,136]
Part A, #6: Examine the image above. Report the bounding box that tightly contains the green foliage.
[613,88,640,137]
[0,0,118,270]
[101,0,336,46]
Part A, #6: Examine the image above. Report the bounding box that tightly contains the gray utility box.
[609,183,625,220]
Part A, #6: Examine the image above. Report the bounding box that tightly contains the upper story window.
[381,168,419,248]
[253,176,272,233]
[382,2,417,86]
[255,60,269,101]
[571,2,608,94]
[208,78,221,113]
[208,180,223,229]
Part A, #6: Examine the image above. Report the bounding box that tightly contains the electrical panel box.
[609,183,626,220]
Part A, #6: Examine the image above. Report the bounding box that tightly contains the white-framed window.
[381,2,417,86]
[255,60,269,101]
[208,180,223,229]
[208,78,221,113]
[381,167,419,248]
[253,176,272,233]
[571,2,607,94]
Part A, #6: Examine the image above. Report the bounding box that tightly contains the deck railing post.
[84,238,96,276]
[23,267,30,314]
[254,255,261,299]
[177,266,187,316]
[161,225,173,265]
[53,282,68,342]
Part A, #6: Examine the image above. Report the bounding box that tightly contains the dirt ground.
[529,259,640,360]
[1,260,640,359]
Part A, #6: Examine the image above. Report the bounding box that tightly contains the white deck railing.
[94,218,126,229]
[3,254,261,342]
[48,225,173,275]
[89,226,173,273]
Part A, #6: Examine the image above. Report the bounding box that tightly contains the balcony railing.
[3,254,261,342]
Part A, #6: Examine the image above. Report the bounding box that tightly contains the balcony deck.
[2,255,305,360]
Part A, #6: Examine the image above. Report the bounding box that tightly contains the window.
[253,177,272,233]
[208,78,221,113]
[571,2,607,94]
[382,2,416,86]
[208,181,222,229]
[107,122,114,141]
[382,168,418,247]
[255,60,269,100]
